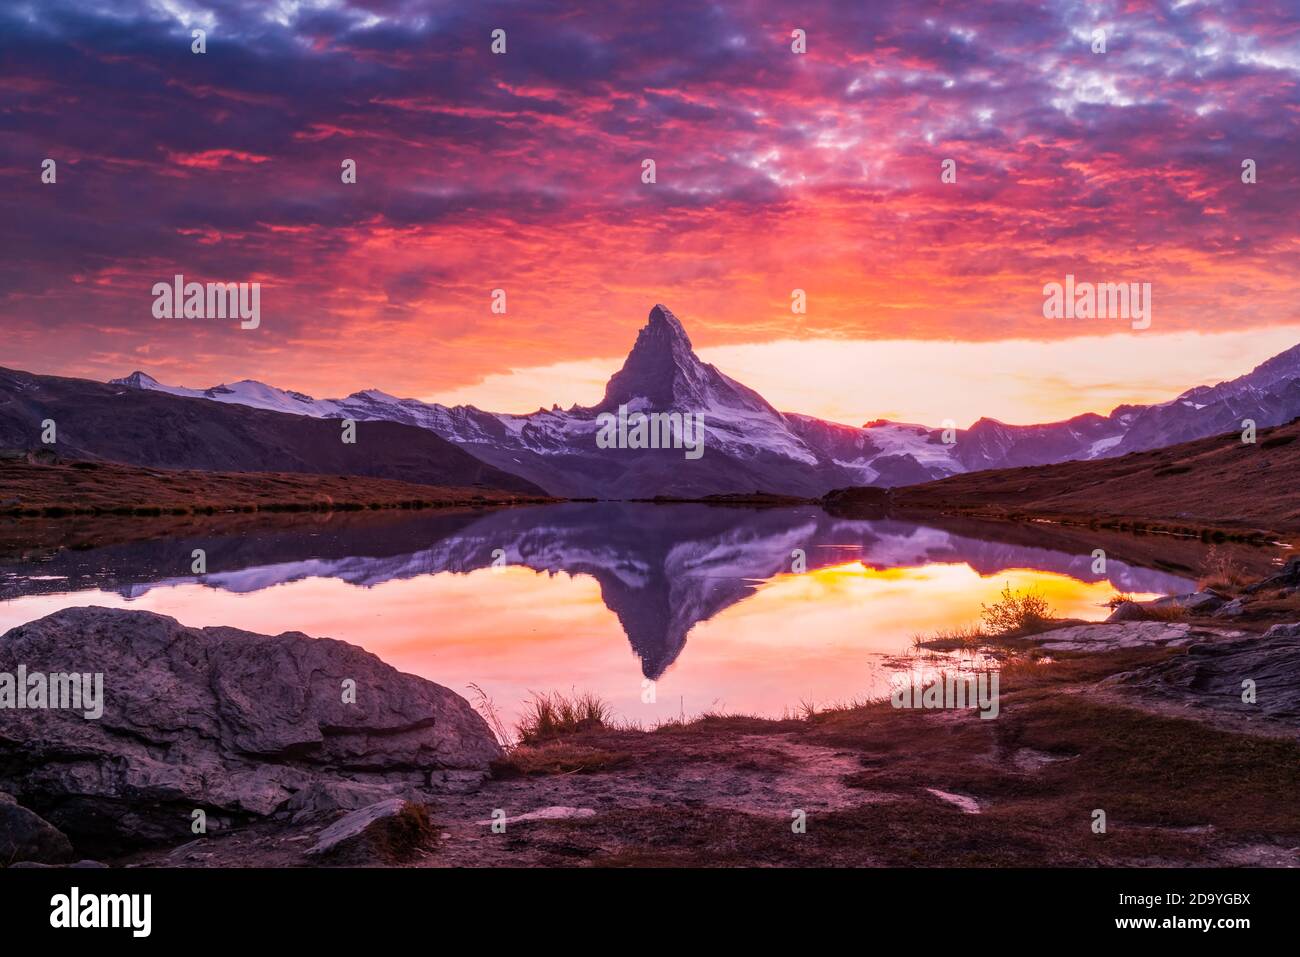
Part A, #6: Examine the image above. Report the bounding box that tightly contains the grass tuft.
[1197,545,1251,594]
[980,582,1054,635]
[492,741,629,777]
[466,682,514,747]
[516,689,612,744]
[911,623,988,650]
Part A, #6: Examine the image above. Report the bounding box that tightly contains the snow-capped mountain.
[111,305,1300,498]
[1110,342,1300,455]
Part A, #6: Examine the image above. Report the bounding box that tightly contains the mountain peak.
[596,304,703,411]
[591,304,781,422]
[111,371,161,389]
[1248,341,1300,383]
[352,388,401,403]
[646,304,691,346]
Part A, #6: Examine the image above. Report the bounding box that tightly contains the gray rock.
[1263,622,1300,639]
[1147,591,1223,614]
[308,798,409,856]
[0,607,502,849]
[1106,630,1300,727]
[1106,601,1150,622]
[1182,591,1226,614]
[1033,622,1244,653]
[1243,557,1300,594]
[307,798,434,860]
[474,806,598,826]
[0,791,73,866]
[286,780,414,824]
[1213,598,1248,619]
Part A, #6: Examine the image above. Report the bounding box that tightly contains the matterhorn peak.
[589,304,780,422]
[595,304,703,411]
[645,303,691,345]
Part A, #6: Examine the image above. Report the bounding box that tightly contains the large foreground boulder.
[0,607,501,849]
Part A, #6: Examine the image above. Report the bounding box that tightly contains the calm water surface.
[0,504,1199,727]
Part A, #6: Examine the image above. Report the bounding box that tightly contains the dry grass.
[467,683,514,747]
[1198,545,1252,594]
[586,662,1300,866]
[911,623,987,650]
[0,458,549,518]
[981,582,1054,635]
[516,690,613,744]
[887,416,1300,538]
[492,741,629,777]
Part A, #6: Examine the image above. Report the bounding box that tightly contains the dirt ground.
[116,631,1300,869]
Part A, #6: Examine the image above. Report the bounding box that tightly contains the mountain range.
[99,304,1300,498]
[0,367,544,495]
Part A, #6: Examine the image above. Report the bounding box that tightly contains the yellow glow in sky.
[428,326,1300,427]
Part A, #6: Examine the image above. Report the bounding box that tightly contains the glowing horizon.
[424,323,1300,428]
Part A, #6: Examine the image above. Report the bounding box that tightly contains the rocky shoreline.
[3,563,1299,868]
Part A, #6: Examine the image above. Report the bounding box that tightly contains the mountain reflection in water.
[0,504,1197,724]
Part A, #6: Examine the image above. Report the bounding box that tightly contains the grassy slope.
[0,457,553,517]
[885,417,1300,538]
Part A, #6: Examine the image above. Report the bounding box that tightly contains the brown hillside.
[0,457,552,519]
[876,417,1300,538]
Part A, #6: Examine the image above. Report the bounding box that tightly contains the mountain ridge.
[0,367,545,495]
[99,304,1300,498]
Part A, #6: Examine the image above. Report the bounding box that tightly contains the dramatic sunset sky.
[2,0,1298,427]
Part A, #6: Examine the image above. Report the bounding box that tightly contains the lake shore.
[118,617,1300,868]
[4,562,1298,869]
